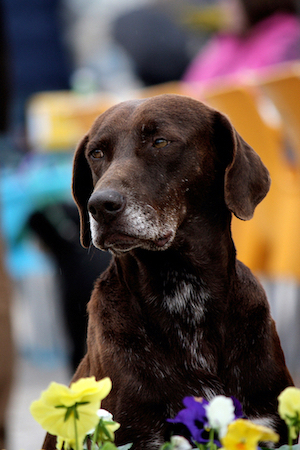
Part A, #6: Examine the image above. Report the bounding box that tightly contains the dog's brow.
[89,130,115,149]
[139,119,183,141]
[140,121,159,137]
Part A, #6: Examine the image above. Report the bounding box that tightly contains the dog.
[43,94,293,450]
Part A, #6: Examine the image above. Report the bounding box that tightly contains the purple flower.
[232,397,244,420]
[168,397,214,444]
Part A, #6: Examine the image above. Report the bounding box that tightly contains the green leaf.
[97,418,113,440]
[117,444,133,450]
[74,406,80,420]
[100,442,118,450]
[64,406,74,422]
[194,443,207,450]
[159,442,175,450]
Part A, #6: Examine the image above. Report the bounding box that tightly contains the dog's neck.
[113,214,236,318]
[96,217,237,377]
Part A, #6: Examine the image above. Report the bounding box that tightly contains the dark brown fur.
[43,94,293,450]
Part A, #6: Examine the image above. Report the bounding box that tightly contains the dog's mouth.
[98,231,174,253]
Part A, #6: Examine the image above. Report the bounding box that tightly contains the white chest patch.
[163,276,209,320]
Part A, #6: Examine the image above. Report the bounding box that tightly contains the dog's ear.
[213,111,271,220]
[72,134,93,247]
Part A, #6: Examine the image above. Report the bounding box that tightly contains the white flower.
[205,395,235,438]
[97,408,114,421]
[170,435,193,450]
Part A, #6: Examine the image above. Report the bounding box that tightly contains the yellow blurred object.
[183,5,224,32]
[255,62,300,278]
[258,61,300,165]
[26,91,118,151]
[196,82,300,279]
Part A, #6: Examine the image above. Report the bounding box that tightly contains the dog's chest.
[161,271,208,320]
[98,266,218,378]
[156,271,218,370]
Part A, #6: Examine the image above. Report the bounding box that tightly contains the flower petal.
[221,419,279,450]
[205,396,235,437]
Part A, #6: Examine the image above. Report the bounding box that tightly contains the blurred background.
[1,0,300,448]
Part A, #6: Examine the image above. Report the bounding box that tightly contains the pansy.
[30,376,112,450]
[278,386,300,439]
[221,418,279,450]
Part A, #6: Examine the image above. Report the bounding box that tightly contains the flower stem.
[288,425,293,450]
[74,411,79,450]
[209,428,215,450]
[91,423,99,450]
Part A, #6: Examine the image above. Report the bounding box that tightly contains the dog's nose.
[88,190,126,220]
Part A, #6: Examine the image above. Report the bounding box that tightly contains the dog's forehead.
[90,99,143,134]
[89,95,213,139]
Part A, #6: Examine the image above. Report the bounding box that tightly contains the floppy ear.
[72,134,93,247]
[213,111,271,220]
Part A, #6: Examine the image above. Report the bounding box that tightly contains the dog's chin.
[92,231,174,254]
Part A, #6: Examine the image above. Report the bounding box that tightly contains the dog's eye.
[90,149,104,159]
[153,138,169,149]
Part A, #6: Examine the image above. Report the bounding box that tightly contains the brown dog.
[44,94,293,449]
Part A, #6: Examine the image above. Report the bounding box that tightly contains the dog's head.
[72,94,270,253]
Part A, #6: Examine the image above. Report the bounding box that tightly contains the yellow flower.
[30,376,112,450]
[221,419,279,450]
[278,386,300,439]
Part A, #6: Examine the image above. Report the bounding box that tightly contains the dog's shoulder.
[229,260,273,337]
[235,259,269,306]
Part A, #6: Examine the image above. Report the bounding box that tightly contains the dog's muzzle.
[88,188,176,253]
